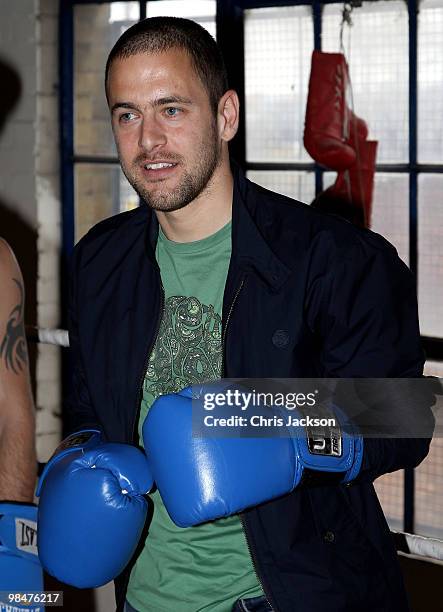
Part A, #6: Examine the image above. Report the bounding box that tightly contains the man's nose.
[138,117,167,151]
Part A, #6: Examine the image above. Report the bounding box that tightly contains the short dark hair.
[105,16,229,115]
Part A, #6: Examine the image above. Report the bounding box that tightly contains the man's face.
[107,48,222,212]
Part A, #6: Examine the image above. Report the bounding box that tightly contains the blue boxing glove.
[37,430,153,588]
[0,503,43,612]
[143,384,363,527]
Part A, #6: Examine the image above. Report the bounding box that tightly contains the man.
[0,239,41,604]
[66,17,433,612]
[0,238,36,501]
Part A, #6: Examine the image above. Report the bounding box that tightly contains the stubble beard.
[119,119,221,212]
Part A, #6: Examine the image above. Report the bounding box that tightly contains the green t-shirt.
[126,222,263,612]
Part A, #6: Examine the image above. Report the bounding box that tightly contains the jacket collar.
[231,161,291,291]
[144,160,291,291]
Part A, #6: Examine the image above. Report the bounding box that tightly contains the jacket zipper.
[132,276,165,445]
[221,275,276,611]
[239,514,276,611]
[221,276,245,377]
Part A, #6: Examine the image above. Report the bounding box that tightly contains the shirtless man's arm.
[0,238,36,501]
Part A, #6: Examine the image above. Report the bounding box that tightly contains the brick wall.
[35,0,62,462]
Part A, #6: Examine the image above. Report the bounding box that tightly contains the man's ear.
[217,90,240,142]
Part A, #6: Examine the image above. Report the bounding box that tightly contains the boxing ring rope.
[26,325,69,347]
[392,531,443,562]
[28,326,443,564]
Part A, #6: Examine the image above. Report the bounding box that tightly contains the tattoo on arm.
[0,278,28,374]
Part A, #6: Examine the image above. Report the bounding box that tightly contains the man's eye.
[164,107,181,117]
[119,112,137,123]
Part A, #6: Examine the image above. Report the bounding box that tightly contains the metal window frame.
[60,0,442,532]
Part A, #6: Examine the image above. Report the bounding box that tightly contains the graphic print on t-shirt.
[143,295,222,402]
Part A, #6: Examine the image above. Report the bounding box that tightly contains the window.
[245,5,314,203]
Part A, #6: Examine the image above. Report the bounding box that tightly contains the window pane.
[418,0,443,162]
[75,164,138,242]
[322,171,335,191]
[414,360,443,539]
[74,2,139,157]
[245,6,313,163]
[374,471,403,532]
[322,1,408,163]
[415,424,443,538]
[418,174,443,338]
[146,1,216,38]
[246,171,315,204]
[371,174,409,265]
[321,173,409,265]
[378,361,443,538]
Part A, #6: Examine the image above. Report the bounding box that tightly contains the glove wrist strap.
[36,429,101,496]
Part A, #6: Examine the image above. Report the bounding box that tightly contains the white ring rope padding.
[27,326,70,347]
[393,531,443,562]
[38,328,69,347]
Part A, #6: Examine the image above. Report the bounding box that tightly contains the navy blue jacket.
[67,164,434,611]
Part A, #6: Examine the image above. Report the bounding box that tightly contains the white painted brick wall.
[35,0,62,461]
